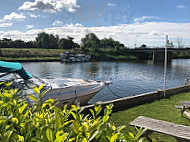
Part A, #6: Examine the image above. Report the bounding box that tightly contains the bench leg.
[181,106,185,116]
[141,130,153,142]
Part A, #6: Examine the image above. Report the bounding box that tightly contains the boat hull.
[55,91,100,109]
[42,82,105,108]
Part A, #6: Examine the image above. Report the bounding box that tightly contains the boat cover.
[0,61,32,80]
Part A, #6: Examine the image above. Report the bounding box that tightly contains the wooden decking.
[130,116,190,141]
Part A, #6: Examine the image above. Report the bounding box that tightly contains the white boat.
[60,52,91,62]
[0,61,111,108]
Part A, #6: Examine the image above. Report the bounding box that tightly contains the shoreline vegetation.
[0,32,138,62]
[0,32,189,62]
[0,47,140,62]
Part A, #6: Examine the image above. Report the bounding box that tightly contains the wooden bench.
[179,101,190,117]
[130,116,190,141]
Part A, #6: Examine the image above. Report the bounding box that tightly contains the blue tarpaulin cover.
[0,61,32,80]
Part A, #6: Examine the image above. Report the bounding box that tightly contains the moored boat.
[60,51,91,62]
[0,61,111,108]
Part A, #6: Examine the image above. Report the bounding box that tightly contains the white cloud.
[1,22,190,47]
[18,0,80,13]
[26,25,34,29]
[134,16,159,22]
[29,13,38,18]
[108,3,117,7]
[30,14,37,18]
[74,23,83,27]
[0,22,13,27]
[52,21,63,26]
[0,30,24,39]
[176,5,187,9]
[62,23,83,28]
[3,12,26,20]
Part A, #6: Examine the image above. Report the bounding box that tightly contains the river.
[22,59,190,104]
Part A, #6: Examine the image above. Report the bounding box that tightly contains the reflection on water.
[85,61,100,78]
[22,59,190,103]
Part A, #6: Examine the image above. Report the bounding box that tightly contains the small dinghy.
[0,61,111,108]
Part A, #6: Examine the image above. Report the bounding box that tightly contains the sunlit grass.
[110,92,190,141]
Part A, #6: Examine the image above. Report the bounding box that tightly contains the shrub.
[0,82,146,142]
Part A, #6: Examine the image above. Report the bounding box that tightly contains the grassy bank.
[0,48,65,57]
[0,48,139,62]
[173,51,190,59]
[110,91,190,141]
[91,53,138,61]
[0,48,69,62]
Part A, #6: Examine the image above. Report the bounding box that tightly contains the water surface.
[22,59,190,103]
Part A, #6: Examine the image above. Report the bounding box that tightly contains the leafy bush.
[0,82,146,142]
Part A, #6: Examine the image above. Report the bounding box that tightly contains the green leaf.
[2,93,12,99]
[103,115,109,123]
[71,112,77,120]
[110,133,119,142]
[39,84,44,90]
[31,137,47,142]
[27,95,38,103]
[17,134,24,142]
[90,109,95,119]
[12,117,19,124]
[19,104,27,114]
[44,98,54,104]
[82,138,87,142]
[128,132,134,138]
[89,130,99,141]
[5,82,11,87]
[41,90,49,98]
[71,105,77,112]
[0,101,4,105]
[151,138,157,142]
[46,128,53,142]
[82,122,89,129]
[2,130,13,142]
[117,125,126,132]
[34,87,40,95]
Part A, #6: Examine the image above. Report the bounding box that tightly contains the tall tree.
[49,34,58,48]
[58,36,75,49]
[100,38,124,48]
[176,37,185,48]
[12,40,25,48]
[81,33,100,51]
[0,38,12,48]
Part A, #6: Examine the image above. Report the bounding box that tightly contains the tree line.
[0,32,125,50]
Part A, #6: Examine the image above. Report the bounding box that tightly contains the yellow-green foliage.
[0,82,145,142]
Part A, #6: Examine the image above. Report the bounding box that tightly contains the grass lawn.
[1,56,60,61]
[0,48,71,61]
[110,91,190,141]
[0,48,66,52]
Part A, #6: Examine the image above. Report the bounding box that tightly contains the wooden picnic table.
[179,101,190,116]
[180,101,190,107]
[130,116,190,141]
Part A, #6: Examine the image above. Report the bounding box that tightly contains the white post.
[164,35,168,98]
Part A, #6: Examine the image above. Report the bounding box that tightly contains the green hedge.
[0,82,147,142]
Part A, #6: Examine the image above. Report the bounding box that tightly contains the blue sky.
[0,0,190,47]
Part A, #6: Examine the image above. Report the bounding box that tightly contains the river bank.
[0,48,139,62]
[1,48,190,62]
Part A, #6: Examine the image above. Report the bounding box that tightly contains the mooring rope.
[106,85,123,98]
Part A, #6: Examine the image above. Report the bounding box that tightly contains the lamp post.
[164,35,168,98]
